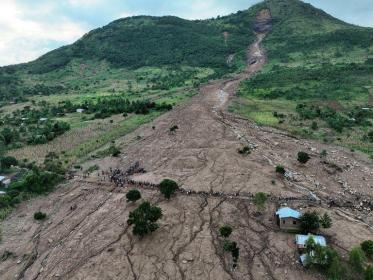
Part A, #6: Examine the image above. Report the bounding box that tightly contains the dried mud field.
[0,11,372,280]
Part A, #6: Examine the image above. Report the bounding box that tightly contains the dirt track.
[0,11,372,280]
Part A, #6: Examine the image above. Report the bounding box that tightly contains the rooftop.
[296,234,327,247]
[276,207,301,219]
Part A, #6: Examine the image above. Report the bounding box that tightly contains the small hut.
[276,207,301,230]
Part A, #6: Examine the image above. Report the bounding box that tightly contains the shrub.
[109,146,121,157]
[34,211,47,220]
[320,150,328,158]
[349,247,367,274]
[159,179,179,199]
[365,265,373,280]
[297,151,310,164]
[127,201,162,236]
[361,240,373,259]
[253,192,268,212]
[169,125,179,133]
[238,146,251,155]
[320,213,332,229]
[299,211,320,233]
[275,165,286,175]
[311,121,318,130]
[223,240,240,268]
[219,225,233,238]
[126,189,141,202]
[0,156,18,170]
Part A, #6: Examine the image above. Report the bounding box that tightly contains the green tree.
[223,240,240,268]
[127,201,162,237]
[275,165,286,175]
[299,211,320,233]
[126,189,142,202]
[297,151,311,164]
[219,225,233,238]
[108,146,121,157]
[361,240,373,259]
[253,192,268,212]
[365,265,373,280]
[0,156,18,170]
[34,212,47,220]
[159,179,179,199]
[311,121,318,130]
[169,125,179,134]
[349,247,367,274]
[320,213,332,229]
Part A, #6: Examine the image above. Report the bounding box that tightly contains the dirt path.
[0,10,372,280]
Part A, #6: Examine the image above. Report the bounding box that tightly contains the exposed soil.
[0,10,372,280]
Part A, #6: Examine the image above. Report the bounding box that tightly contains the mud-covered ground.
[0,10,372,280]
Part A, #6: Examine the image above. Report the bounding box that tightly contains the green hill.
[1,0,373,156]
[231,0,373,155]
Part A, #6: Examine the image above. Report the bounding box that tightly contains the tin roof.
[276,207,301,219]
[296,234,326,247]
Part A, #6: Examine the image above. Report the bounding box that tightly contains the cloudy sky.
[1,0,372,66]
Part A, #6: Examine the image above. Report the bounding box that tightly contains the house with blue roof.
[295,234,327,251]
[275,207,301,230]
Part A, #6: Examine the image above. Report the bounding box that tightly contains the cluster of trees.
[304,237,373,280]
[147,68,199,90]
[0,120,70,148]
[127,201,162,236]
[219,225,240,268]
[240,63,372,102]
[23,12,257,75]
[296,104,372,133]
[299,211,332,233]
[0,166,64,212]
[126,179,179,236]
[0,68,66,103]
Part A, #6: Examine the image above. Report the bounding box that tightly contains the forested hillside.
[233,0,373,155]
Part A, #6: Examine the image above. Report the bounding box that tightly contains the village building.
[0,176,11,187]
[295,234,326,251]
[76,108,85,113]
[39,118,48,122]
[275,207,301,230]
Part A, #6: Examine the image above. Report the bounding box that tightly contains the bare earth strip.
[0,11,372,280]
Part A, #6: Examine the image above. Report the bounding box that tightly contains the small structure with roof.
[76,108,85,113]
[0,191,6,196]
[276,207,301,230]
[0,175,11,187]
[295,234,326,251]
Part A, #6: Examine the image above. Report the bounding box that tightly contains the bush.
[299,211,320,233]
[253,192,268,212]
[0,156,18,170]
[34,211,47,220]
[349,247,367,274]
[275,165,286,175]
[365,265,373,280]
[223,240,240,268]
[238,146,251,155]
[311,121,318,130]
[127,201,162,236]
[361,240,373,259]
[219,225,233,238]
[126,189,142,202]
[320,213,332,229]
[169,125,179,133]
[297,151,311,164]
[109,146,121,157]
[159,179,179,199]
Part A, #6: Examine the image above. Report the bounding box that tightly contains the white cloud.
[0,0,87,66]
